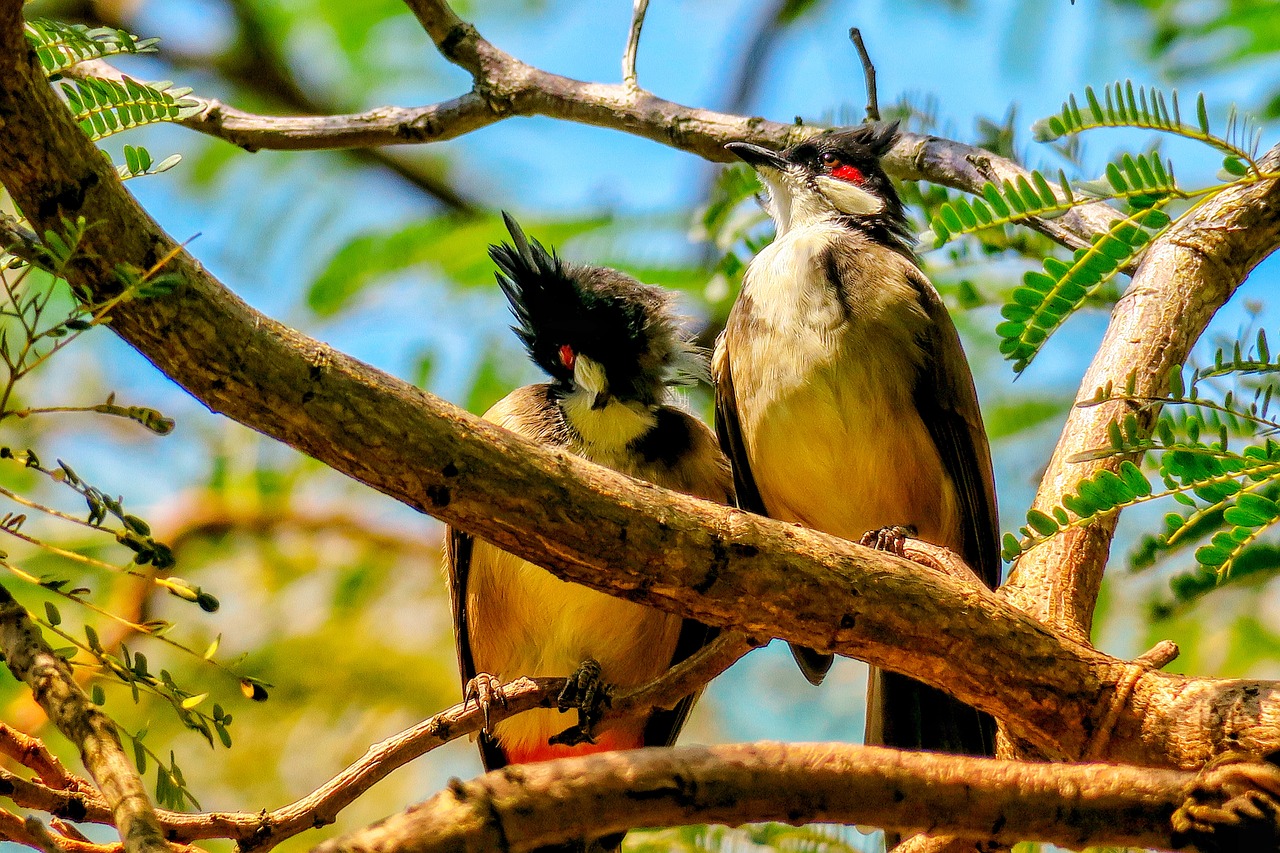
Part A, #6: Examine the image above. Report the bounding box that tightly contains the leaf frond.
[23,18,158,77]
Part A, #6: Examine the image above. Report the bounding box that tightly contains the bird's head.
[725,122,911,252]
[490,213,701,412]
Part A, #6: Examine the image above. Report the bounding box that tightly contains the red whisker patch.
[831,164,864,184]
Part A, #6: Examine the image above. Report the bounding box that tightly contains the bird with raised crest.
[713,123,999,762]
[445,213,732,852]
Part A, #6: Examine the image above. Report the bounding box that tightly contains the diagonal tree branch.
[0,584,166,853]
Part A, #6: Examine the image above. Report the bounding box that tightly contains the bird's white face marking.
[560,354,656,456]
[757,166,885,235]
[813,175,885,217]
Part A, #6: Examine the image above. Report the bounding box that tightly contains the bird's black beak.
[725,141,788,171]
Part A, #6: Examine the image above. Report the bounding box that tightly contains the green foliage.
[927,82,1274,373]
[995,206,1173,371]
[1031,81,1261,165]
[111,145,183,182]
[1007,332,1280,612]
[0,216,268,807]
[60,76,200,142]
[23,18,159,77]
[308,215,611,316]
[926,171,1078,248]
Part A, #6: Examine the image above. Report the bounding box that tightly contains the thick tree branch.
[0,584,166,853]
[4,3,1280,773]
[1003,148,1280,643]
[313,742,1263,853]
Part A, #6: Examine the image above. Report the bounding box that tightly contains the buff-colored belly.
[467,540,682,757]
[736,335,962,550]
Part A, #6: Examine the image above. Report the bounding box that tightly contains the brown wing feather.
[867,269,999,758]
[713,336,833,686]
[906,269,1001,588]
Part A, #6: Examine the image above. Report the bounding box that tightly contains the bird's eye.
[559,344,577,370]
[820,152,842,168]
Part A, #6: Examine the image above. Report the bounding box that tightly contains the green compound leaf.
[1032,81,1261,165]
[997,206,1172,372]
[60,75,200,143]
[24,18,159,77]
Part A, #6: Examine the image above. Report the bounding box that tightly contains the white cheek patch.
[573,355,608,396]
[815,175,885,216]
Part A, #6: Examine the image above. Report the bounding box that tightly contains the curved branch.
[312,742,1230,853]
[71,1,1120,256]
[0,584,167,853]
[1003,146,1280,642]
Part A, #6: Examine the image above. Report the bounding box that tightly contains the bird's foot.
[463,672,507,734]
[548,658,612,746]
[859,524,917,557]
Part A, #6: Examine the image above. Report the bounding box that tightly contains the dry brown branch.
[849,27,879,122]
[621,0,649,91]
[0,723,92,792]
[0,584,166,853]
[313,742,1260,853]
[67,1,1118,257]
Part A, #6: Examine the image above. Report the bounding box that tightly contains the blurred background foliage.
[5,1,1280,852]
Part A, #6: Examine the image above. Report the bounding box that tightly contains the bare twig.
[0,585,167,853]
[848,27,879,122]
[622,0,649,91]
[610,631,759,718]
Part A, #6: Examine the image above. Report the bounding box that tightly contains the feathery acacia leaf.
[60,76,200,142]
[23,18,159,77]
[1032,81,1261,165]
[996,206,1172,372]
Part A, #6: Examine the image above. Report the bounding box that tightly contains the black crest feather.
[489,213,700,404]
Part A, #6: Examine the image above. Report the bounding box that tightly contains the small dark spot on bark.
[442,462,459,478]
[300,390,315,404]
[839,614,855,629]
[892,788,905,803]
[311,816,333,829]
[1245,684,1260,697]
[730,543,759,558]
[211,378,226,392]
[440,24,472,59]
[0,778,12,795]
[309,364,323,381]
[695,539,727,593]
[990,814,1006,835]
[427,485,451,507]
